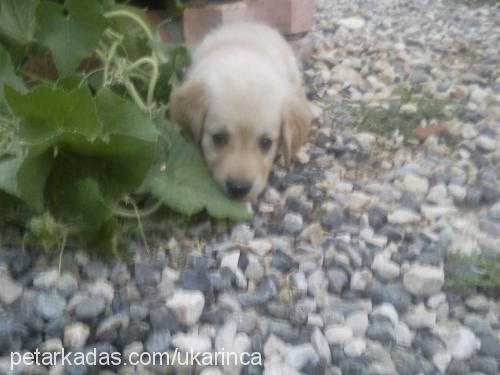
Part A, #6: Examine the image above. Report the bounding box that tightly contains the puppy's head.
[170,82,310,200]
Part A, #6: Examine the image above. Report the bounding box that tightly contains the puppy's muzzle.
[226,179,252,199]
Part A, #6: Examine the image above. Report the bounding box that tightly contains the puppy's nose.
[226,179,252,199]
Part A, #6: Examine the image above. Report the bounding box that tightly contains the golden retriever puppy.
[170,22,311,200]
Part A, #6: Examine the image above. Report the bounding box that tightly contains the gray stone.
[145,330,171,353]
[74,296,105,320]
[0,266,23,305]
[34,292,66,320]
[286,343,320,371]
[311,327,331,364]
[366,319,396,344]
[403,264,444,296]
[281,213,304,234]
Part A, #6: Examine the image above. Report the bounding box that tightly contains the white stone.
[402,174,429,196]
[404,303,436,329]
[400,103,418,114]
[421,205,457,221]
[166,290,205,326]
[172,332,212,353]
[344,338,366,357]
[337,17,366,29]
[350,269,373,291]
[388,209,421,225]
[372,303,399,327]
[64,322,89,349]
[345,311,369,336]
[331,64,363,85]
[395,322,414,347]
[355,132,377,148]
[345,192,372,212]
[311,328,331,364]
[448,184,467,202]
[427,184,448,204]
[247,239,273,257]
[403,264,444,296]
[475,135,496,152]
[371,252,400,280]
[325,325,353,345]
[435,323,481,360]
[33,269,59,289]
[433,351,451,373]
[470,87,489,105]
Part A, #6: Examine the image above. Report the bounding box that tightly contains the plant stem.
[113,200,163,219]
[126,56,159,107]
[124,79,148,112]
[104,10,154,42]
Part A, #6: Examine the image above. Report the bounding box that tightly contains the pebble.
[350,269,373,291]
[387,209,421,225]
[311,327,331,364]
[345,311,369,336]
[34,292,67,320]
[166,290,205,326]
[337,17,366,30]
[281,213,304,234]
[403,263,444,296]
[171,332,212,353]
[436,323,481,360]
[344,338,366,357]
[64,322,90,349]
[405,303,436,329]
[402,174,429,196]
[325,325,353,345]
[286,343,320,371]
[0,266,23,304]
[74,296,105,320]
[371,252,400,280]
[475,135,496,152]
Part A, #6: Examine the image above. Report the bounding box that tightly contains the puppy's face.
[200,109,280,200]
[170,81,310,200]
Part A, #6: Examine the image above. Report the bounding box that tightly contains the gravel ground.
[1,0,500,374]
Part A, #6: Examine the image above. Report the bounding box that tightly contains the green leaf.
[0,152,24,199]
[17,148,53,211]
[0,0,38,45]
[50,177,113,233]
[95,89,158,142]
[148,121,250,221]
[5,85,102,144]
[0,45,25,113]
[35,0,108,76]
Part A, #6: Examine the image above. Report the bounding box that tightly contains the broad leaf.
[0,45,25,113]
[5,85,102,145]
[0,152,23,199]
[148,121,250,221]
[35,0,108,76]
[0,0,37,45]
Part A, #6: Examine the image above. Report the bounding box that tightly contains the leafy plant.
[445,253,500,297]
[351,86,450,138]
[0,0,250,257]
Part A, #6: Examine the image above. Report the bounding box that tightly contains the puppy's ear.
[280,93,311,166]
[169,81,207,143]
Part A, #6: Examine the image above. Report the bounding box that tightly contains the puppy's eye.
[212,132,229,148]
[259,136,272,152]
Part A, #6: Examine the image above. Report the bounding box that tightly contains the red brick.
[182,1,250,43]
[247,0,314,35]
[287,32,314,62]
